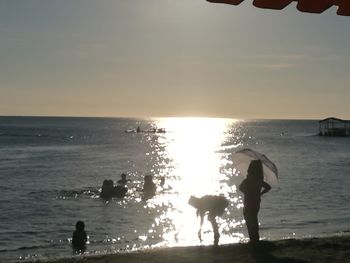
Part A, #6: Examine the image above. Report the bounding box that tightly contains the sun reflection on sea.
[142,117,245,247]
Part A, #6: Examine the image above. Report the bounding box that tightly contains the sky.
[1,0,350,119]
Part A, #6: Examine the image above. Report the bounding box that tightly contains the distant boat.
[124,128,166,134]
[124,129,137,133]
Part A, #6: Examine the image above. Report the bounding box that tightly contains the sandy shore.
[41,235,350,263]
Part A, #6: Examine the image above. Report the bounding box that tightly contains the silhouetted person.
[113,184,128,198]
[142,175,156,200]
[100,179,128,199]
[117,173,130,185]
[100,179,114,199]
[239,160,271,243]
[72,220,87,252]
[188,195,229,246]
[159,176,165,187]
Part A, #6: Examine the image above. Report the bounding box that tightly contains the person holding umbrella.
[239,159,271,243]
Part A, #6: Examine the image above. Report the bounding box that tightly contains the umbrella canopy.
[207,0,350,16]
[233,148,278,185]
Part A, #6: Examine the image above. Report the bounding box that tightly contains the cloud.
[278,54,305,60]
[241,53,305,69]
[256,63,295,69]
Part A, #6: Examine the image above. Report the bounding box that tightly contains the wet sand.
[42,235,350,263]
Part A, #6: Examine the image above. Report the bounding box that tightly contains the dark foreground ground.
[39,235,350,263]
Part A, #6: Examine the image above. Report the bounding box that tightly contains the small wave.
[0,243,61,253]
[0,133,47,138]
[27,187,101,200]
[26,187,152,201]
[56,188,100,199]
[0,132,77,140]
[0,158,18,161]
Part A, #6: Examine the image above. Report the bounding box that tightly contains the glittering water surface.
[0,117,349,262]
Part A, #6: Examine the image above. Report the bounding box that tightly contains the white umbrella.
[233,148,278,185]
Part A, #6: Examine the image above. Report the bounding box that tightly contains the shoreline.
[36,235,350,263]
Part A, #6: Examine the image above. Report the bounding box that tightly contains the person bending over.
[188,195,229,246]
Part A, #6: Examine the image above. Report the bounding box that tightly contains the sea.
[0,116,349,262]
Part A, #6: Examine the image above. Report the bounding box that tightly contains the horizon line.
[0,114,331,121]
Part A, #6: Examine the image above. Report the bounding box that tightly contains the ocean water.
[0,117,349,262]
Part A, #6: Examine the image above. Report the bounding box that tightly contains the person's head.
[121,173,127,180]
[75,221,85,231]
[247,160,263,181]
[188,195,200,209]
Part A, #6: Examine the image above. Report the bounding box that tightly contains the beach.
[1,118,350,262]
[43,235,350,263]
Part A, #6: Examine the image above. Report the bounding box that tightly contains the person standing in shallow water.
[239,160,271,243]
[72,221,87,252]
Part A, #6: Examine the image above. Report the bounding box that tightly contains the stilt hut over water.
[319,117,350,136]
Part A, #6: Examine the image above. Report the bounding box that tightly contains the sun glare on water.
[146,117,243,247]
[157,117,232,195]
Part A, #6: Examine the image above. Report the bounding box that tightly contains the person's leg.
[198,213,204,242]
[243,208,252,241]
[208,213,219,245]
[243,208,259,243]
[249,210,259,243]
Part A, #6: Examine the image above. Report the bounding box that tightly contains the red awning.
[207,0,350,16]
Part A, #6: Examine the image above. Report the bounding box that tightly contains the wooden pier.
[319,117,350,137]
